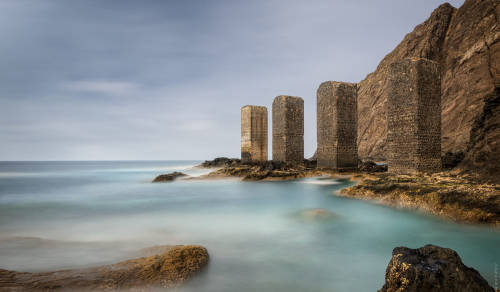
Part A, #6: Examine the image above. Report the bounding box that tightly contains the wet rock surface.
[205,160,320,181]
[340,173,500,226]
[379,245,494,292]
[0,245,209,291]
[152,172,188,183]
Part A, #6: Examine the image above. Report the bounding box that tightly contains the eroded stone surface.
[317,82,358,170]
[379,245,494,292]
[241,105,268,163]
[387,58,441,174]
[272,95,304,165]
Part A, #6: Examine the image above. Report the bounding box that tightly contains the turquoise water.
[0,161,498,291]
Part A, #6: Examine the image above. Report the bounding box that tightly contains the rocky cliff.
[357,0,499,177]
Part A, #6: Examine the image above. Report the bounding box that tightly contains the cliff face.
[357,0,500,173]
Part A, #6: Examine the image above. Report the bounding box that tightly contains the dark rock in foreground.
[379,245,494,292]
[0,245,209,291]
[200,157,241,168]
[152,172,187,182]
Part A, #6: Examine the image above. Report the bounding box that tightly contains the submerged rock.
[295,208,338,221]
[379,245,494,292]
[152,171,187,182]
[0,245,209,291]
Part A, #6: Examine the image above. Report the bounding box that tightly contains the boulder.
[152,171,187,182]
[379,245,494,292]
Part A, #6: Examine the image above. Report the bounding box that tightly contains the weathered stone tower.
[387,58,442,174]
[241,105,268,163]
[317,81,358,170]
[272,95,304,165]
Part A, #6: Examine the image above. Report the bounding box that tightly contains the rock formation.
[200,157,241,168]
[357,0,499,177]
[0,245,209,291]
[272,95,304,165]
[317,81,358,170]
[460,84,500,182]
[379,245,494,292]
[152,172,187,182]
[387,58,442,174]
[241,105,268,163]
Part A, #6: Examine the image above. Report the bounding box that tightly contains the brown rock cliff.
[357,0,499,177]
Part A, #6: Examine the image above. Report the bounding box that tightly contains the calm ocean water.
[0,161,498,291]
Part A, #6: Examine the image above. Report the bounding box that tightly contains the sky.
[0,0,465,161]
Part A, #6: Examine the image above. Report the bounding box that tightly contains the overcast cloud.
[0,0,464,160]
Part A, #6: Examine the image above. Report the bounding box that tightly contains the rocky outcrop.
[152,171,187,182]
[200,157,241,168]
[379,245,494,292]
[0,245,209,291]
[339,173,500,226]
[206,160,320,181]
[460,84,500,182]
[357,0,500,173]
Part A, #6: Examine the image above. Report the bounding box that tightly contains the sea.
[0,161,498,291]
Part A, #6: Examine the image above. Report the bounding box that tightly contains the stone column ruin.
[272,95,304,165]
[387,58,442,174]
[241,105,268,163]
[317,81,358,170]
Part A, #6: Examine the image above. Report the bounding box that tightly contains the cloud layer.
[0,0,464,160]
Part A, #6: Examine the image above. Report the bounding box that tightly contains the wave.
[299,177,340,185]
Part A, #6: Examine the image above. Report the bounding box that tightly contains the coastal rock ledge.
[0,245,209,291]
[379,245,494,292]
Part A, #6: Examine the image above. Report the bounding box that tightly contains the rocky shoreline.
[0,245,209,292]
[190,158,500,227]
[340,172,500,227]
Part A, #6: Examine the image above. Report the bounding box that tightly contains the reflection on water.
[0,161,499,291]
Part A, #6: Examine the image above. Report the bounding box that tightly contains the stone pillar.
[272,95,304,165]
[387,58,442,174]
[317,81,358,170]
[241,105,268,163]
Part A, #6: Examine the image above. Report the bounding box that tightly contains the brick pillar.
[387,58,442,174]
[241,105,268,163]
[317,81,358,170]
[272,95,304,165]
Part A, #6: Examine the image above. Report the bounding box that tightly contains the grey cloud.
[0,0,465,160]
